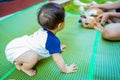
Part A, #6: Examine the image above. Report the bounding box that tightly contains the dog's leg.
[94,23,104,32]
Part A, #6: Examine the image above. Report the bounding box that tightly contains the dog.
[74,0,104,29]
[79,8,103,29]
[74,0,120,33]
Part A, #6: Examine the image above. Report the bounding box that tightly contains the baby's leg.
[102,23,120,41]
[15,50,39,76]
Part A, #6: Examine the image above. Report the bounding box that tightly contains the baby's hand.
[61,44,66,52]
[65,64,77,73]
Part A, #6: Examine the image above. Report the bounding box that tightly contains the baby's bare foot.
[21,68,36,76]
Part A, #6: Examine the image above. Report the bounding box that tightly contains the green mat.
[0,1,120,80]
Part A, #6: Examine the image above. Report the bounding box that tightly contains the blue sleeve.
[46,34,62,54]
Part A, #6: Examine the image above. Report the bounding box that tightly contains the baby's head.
[37,3,65,30]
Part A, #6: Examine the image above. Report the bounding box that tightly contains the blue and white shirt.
[26,28,62,58]
[5,28,62,63]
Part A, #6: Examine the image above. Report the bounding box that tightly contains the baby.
[5,3,77,76]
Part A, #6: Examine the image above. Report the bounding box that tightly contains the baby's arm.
[52,53,77,73]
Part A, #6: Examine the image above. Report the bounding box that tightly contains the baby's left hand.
[65,64,77,73]
[61,44,66,52]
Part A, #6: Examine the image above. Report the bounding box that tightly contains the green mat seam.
[88,31,101,80]
[0,67,16,80]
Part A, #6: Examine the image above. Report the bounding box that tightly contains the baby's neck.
[49,29,57,35]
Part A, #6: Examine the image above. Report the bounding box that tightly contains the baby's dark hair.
[37,3,65,30]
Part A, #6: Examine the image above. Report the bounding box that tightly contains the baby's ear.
[57,22,64,30]
[58,23,62,28]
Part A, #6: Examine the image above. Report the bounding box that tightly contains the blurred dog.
[79,8,103,29]
[74,0,103,29]
[74,0,120,32]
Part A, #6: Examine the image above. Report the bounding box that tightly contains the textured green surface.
[94,38,120,80]
[0,1,120,80]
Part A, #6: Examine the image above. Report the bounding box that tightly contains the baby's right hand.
[65,64,77,73]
